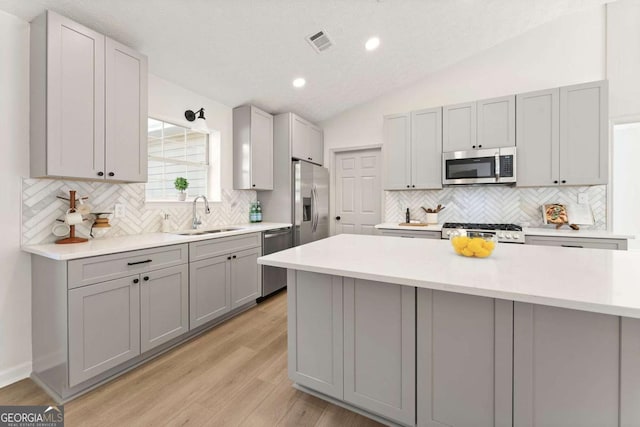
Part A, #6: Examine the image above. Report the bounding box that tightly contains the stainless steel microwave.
[442,147,516,185]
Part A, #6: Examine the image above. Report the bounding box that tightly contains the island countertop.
[258,234,640,318]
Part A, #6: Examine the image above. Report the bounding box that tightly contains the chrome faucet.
[192,195,211,229]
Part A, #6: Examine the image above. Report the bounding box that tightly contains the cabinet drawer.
[189,233,261,262]
[378,229,441,239]
[68,244,188,289]
[525,235,627,250]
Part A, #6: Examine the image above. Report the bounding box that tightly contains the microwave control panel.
[500,155,514,177]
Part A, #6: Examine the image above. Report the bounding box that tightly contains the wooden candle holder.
[55,190,88,244]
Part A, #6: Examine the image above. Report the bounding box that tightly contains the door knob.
[335,216,341,220]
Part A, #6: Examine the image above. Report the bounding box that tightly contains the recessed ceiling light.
[293,78,306,88]
[365,37,380,51]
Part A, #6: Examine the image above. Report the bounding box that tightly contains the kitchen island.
[258,234,640,427]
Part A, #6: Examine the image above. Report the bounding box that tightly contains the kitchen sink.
[172,227,242,236]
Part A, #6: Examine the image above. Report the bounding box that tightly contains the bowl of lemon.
[450,231,497,258]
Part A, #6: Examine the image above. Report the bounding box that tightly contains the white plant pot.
[426,213,438,224]
[178,192,187,201]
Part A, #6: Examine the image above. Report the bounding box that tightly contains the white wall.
[612,123,640,250]
[320,6,605,153]
[0,10,32,387]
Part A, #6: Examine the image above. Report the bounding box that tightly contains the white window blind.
[146,118,209,201]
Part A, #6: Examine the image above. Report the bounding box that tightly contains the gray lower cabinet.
[68,276,140,387]
[189,255,231,329]
[513,303,621,427]
[140,264,189,353]
[525,235,627,250]
[287,271,415,426]
[344,278,415,426]
[378,229,441,239]
[188,234,261,329]
[417,289,513,427]
[287,270,344,399]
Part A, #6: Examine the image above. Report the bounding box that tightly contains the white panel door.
[46,11,105,180]
[308,124,324,165]
[105,37,148,182]
[383,113,411,189]
[335,148,382,235]
[516,88,560,187]
[291,114,311,161]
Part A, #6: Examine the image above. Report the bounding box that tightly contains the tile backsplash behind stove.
[385,185,607,229]
[22,178,256,245]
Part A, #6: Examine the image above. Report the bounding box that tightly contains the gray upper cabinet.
[516,88,560,187]
[443,97,515,152]
[233,105,274,190]
[105,38,148,182]
[559,80,608,186]
[68,275,140,387]
[30,10,148,183]
[291,114,324,165]
[383,108,442,190]
[383,113,411,190]
[412,108,443,189]
[140,264,189,353]
[517,81,608,187]
[442,101,476,152]
[477,95,516,149]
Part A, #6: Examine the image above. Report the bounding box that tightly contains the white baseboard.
[0,361,32,389]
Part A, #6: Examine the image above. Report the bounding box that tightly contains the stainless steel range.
[441,222,525,244]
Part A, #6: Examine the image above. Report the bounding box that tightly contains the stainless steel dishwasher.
[261,227,292,299]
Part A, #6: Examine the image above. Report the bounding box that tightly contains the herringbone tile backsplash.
[385,185,607,229]
[22,178,256,245]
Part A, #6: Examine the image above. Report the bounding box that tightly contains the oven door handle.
[495,153,501,182]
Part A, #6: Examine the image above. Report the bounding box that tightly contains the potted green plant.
[174,177,189,201]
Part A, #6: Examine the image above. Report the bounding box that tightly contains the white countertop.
[259,234,640,319]
[22,223,291,260]
[375,223,634,239]
[375,222,442,232]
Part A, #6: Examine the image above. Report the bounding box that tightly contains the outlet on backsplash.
[114,204,126,218]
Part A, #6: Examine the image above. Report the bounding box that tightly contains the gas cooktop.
[441,222,525,243]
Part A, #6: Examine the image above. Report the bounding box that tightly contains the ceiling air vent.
[306,30,333,53]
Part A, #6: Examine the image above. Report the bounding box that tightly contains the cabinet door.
[559,80,608,185]
[343,279,415,426]
[513,302,620,427]
[68,276,140,387]
[230,247,261,309]
[140,265,189,353]
[417,289,513,427]
[250,106,274,189]
[105,38,148,182]
[46,11,105,180]
[443,102,476,152]
[308,124,324,165]
[516,88,560,187]
[383,113,411,189]
[477,95,515,149]
[288,270,343,399]
[411,107,443,189]
[189,255,231,329]
[291,115,311,161]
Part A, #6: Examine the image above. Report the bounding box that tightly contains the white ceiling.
[0,0,609,122]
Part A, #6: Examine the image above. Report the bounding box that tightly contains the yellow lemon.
[474,248,491,258]
[461,247,474,257]
[483,240,496,251]
[467,238,485,253]
[454,247,464,255]
[452,236,469,250]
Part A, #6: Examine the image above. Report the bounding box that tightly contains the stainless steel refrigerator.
[293,160,329,245]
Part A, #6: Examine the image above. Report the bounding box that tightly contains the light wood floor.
[0,291,381,426]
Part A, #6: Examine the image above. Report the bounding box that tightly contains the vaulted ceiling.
[0,0,609,122]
